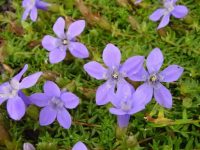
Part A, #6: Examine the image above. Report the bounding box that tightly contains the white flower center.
[121,101,131,112]
[164,1,175,13]
[50,97,64,109]
[62,39,68,45]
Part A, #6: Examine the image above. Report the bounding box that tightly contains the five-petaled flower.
[0,64,42,120]
[84,43,144,105]
[109,84,145,128]
[130,48,183,108]
[72,141,88,150]
[149,0,188,29]
[30,81,79,129]
[42,17,89,64]
[22,0,50,22]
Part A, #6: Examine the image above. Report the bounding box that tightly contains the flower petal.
[18,90,31,106]
[103,44,121,68]
[117,115,130,128]
[23,142,36,150]
[132,83,153,105]
[13,64,28,81]
[146,48,163,74]
[29,93,50,107]
[30,7,38,22]
[53,17,65,38]
[68,42,89,58]
[7,96,26,120]
[129,67,148,81]
[171,5,188,18]
[120,56,144,77]
[36,1,50,10]
[42,35,60,51]
[44,81,60,97]
[61,92,79,109]
[67,20,86,40]
[96,81,114,105]
[39,106,57,126]
[72,141,88,150]
[22,8,30,20]
[157,14,170,29]
[159,65,183,82]
[154,83,172,108]
[149,8,165,21]
[57,109,72,129]
[109,108,126,115]
[49,48,66,64]
[20,72,42,89]
[84,61,107,80]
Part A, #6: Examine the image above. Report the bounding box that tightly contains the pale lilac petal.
[159,65,183,82]
[36,1,50,10]
[172,5,188,18]
[128,101,145,115]
[117,115,130,128]
[7,96,26,120]
[23,143,35,150]
[157,14,170,29]
[20,72,42,89]
[103,44,121,68]
[18,90,31,106]
[61,92,79,109]
[67,20,86,40]
[72,141,88,150]
[146,48,163,74]
[53,17,65,38]
[22,8,30,20]
[30,7,38,22]
[57,109,72,129]
[42,35,60,51]
[49,48,66,64]
[29,93,49,107]
[149,8,165,21]
[13,64,28,81]
[68,42,89,58]
[129,67,148,81]
[39,106,57,126]
[154,83,172,108]
[109,108,126,115]
[83,61,107,80]
[96,81,114,105]
[22,0,30,7]
[0,98,6,105]
[44,81,61,97]
[133,83,153,105]
[120,56,144,77]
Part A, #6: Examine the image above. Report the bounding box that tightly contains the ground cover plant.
[0,0,200,149]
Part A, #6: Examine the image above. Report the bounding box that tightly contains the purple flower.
[84,43,144,105]
[22,0,50,22]
[23,142,35,150]
[0,64,42,120]
[42,17,89,64]
[30,81,79,129]
[149,0,188,29]
[130,48,183,108]
[109,84,145,128]
[72,141,87,150]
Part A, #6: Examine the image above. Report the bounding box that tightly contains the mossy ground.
[0,0,200,149]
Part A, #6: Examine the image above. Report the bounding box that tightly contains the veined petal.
[49,48,66,64]
[42,35,60,51]
[117,115,130,128]
[39,106,57,126]
[72,141,88,150]
[29,93,50,107]
[157,14,170,29]
[53,17,65,39]
[109,108,126,115]
[61,92,79,109]
[30,7,38,22]
[44,81,61,97]
[154,83,172,108]
[120,56,144,77]
[96,81,114,105]
[57,109,72,129]
[13,64,28,81]
[7,96,26,120]
[149,8,165,21]
[159,65,183,82]
[20,72,42,89]
[146,48,163,74]
[103,44,121,68]
[68,42,89,58]
[84,61,107,80]
[67,20,86,40]
[171,5,188,18]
